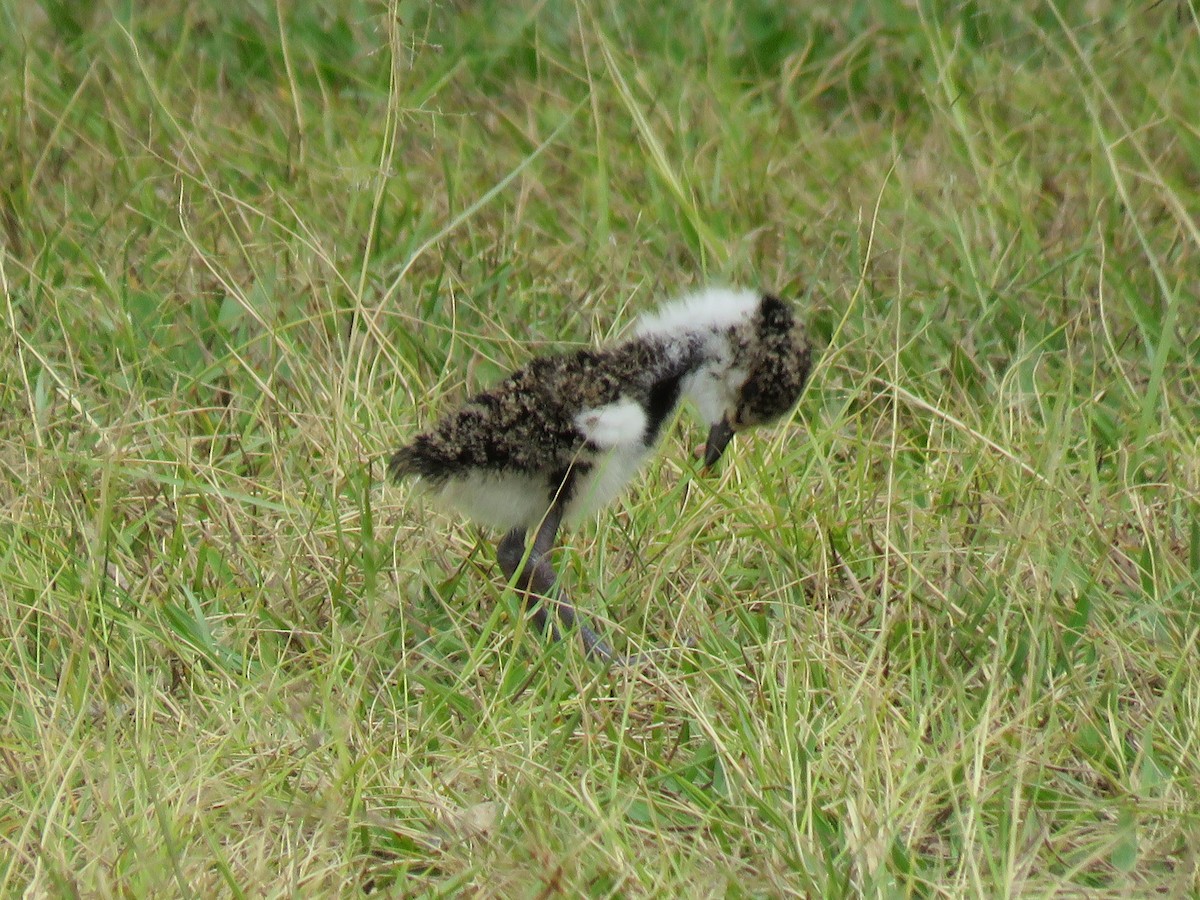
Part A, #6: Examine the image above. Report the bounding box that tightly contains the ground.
[1,1,1198,895]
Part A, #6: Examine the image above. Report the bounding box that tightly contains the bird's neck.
[634,328,741,428]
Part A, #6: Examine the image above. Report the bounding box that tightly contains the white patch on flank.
[568,398,657,522]
[575,398,648,449]
[634,286,759,340]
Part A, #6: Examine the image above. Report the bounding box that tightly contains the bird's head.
[700,293,812,467]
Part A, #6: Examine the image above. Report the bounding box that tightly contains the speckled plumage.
[391,340,690,483]
[389,286,812,662]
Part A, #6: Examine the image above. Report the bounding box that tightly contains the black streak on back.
[644,371,685,443]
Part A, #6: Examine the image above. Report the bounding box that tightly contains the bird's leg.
[495,508,619,662]
[496,526,560,643]
[525,503,619,661]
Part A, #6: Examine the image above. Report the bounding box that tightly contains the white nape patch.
[634,286,759,340]
[575,398,648,449]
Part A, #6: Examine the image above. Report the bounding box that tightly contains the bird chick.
[389,286,812,662]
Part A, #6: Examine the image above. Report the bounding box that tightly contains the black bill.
[703,417,735,468]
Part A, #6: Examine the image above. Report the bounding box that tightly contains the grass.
[1,0,1198,895]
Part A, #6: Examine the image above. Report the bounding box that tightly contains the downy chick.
[389,287,812,662]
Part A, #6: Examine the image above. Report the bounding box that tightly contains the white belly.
[432,470,552,532]
[426,442,653,533]
[564,443,653,524]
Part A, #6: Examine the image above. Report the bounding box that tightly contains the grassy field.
[2,0,1198,895]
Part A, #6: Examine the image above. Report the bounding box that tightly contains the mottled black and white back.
[388,287,811,532]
